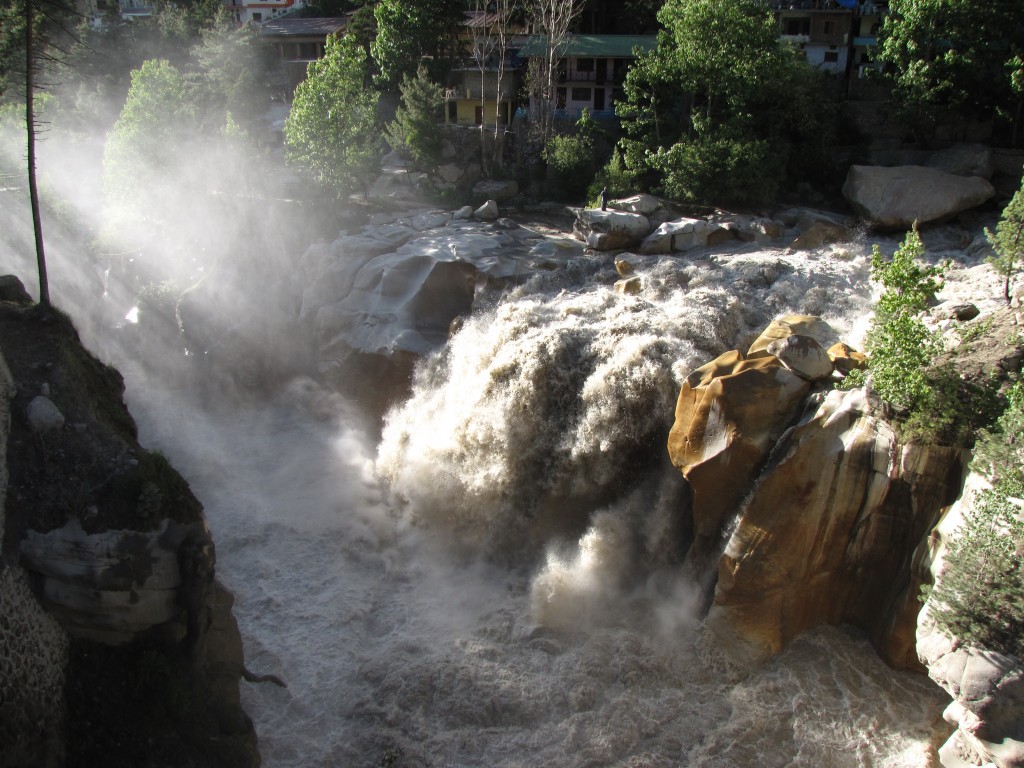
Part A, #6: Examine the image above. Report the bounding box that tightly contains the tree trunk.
[25,0,50,308]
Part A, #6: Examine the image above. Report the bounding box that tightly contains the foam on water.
[125,238,948,768]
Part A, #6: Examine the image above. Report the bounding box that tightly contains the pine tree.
[986,176,1024,305]
[385,65,443,171]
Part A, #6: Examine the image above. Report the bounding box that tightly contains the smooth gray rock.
[842,165,995,229]
[638,218,723,254]
[474,199,500,220]
[27,395,64,432]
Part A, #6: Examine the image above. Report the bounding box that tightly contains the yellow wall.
[447,100,510,126]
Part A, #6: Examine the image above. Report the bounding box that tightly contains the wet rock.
[667,349,811,543]
[708,388,965,669]
[789,220,854,250]
[27,395,64,432]
[842,165,995,229]
[412,211,451,231]
[747,314,838,358]
[573,208,651,251]
[765,334,834,381]
[827,342,868,375]
[614,276,642,295]
[638,218,723,255]
[474,199,500,220]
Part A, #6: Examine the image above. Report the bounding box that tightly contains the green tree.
[284,33,383,198]
[103,59,196,211]
[371,0,462,89]
[929,474,1024,659]
[985,176,1024,305]
[616,0,837,206]
[545,108,598,201]
[874,0,1024,146]
[386,65,443,170]
[192,20,271,130]
[862,226,945,413]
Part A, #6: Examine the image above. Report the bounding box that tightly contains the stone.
[934,301,981,322]
[707,388,966,669]
[667,349,811,543]
[472,179,518,203]
[926,143,995,180]
[789,220,853,250]
[827,342,868,376]
[608,193,663,216]
[747,314,837,358]
[0,275,31,303]
[842,165,995,229]
[453,205,474,220]
[614,277,642,295]
[411,211,451,231]
[436,164,462,184]
[638,218,722,255]
[765,334,834,381]
[474,199,500,220]
[573,209,651,251]
[19,518,198,644]
[27,395,64,432]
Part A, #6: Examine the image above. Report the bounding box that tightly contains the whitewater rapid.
[122,230,953,768]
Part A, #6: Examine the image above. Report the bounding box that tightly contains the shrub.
[985,174,1024,305]
[927,471,1024,659]
[544,109,598,202]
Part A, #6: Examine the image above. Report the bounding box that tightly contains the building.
[224,0,307,25]
[517,34,657,120]
[443,10,530,126]
[259,16,347,95]
[770,0,889,77]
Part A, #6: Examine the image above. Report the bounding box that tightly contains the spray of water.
[0,63,953,767]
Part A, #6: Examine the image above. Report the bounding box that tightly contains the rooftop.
[259,17,346,37]
[518,34,657,58]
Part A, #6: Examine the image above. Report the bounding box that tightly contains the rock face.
[668,315,965,670]
[842,165,995,229]
[667,350,812,546]
[298,216,586,415]
[0,290,258,767]
[705,387,965,669]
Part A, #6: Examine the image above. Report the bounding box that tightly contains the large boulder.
[638,217,726,255]
[706,387,965,669]
[842,165,995,229]
[573,208,651,250]
[667,349,811,545]
[926,143,996,180]
[747,314,838,358]
[607,193,664,216]
[472,178,519,203]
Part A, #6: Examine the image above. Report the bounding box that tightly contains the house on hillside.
[771,0,889,77]
[444,10,530,126]
[224,0,308,25]
[259,16,348,95]
[517,34,657,121]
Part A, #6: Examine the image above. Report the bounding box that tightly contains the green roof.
[517,34,657,59]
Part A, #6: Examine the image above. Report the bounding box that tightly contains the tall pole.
[26,0,51,307]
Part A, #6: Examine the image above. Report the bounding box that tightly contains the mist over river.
[104,221,949,768]
[0,107,959,760]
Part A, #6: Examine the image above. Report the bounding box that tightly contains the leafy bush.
[652,130,783,207]
[586,147,641,205]
[544,109,598,202]
[859,226,1000,444]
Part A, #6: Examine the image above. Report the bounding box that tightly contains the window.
[575,58,594,72]
[784,18,810,35]
[252,12,262,20]
[824,50,839,63]
[571,87,591,102]
[298,42,318,59]
[822,20,836,35]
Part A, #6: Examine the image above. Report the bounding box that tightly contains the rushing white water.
[120,231,952,768]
